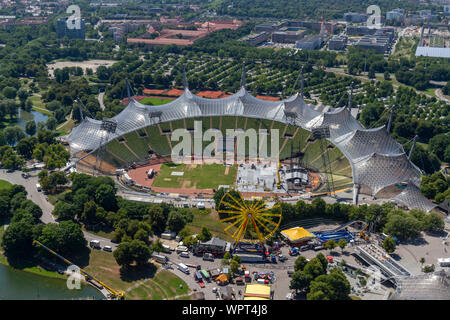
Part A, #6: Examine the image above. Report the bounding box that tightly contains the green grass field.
[83,249,189,300]
[139,97,173,106]
[186,208,232,241]
[0,179,12,190]
[152,163,237,189]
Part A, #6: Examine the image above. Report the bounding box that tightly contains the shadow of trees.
[119,262,157,283]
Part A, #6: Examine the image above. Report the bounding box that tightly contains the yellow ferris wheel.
[218,190,282,246]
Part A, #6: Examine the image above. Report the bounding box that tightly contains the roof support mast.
[300,66,304,99]
[183,65,188,90]
[77,99,84,121]
[240,61,246,88]
[348,81,354,109]
[408,135,418,160]
[387,105,396,133]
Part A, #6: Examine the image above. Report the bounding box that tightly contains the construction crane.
[359,223,370,241]
[33,240,124,300]
[276,160,282,189]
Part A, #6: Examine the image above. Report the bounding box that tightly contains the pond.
[0,264,104,300]
[16,109,49,131]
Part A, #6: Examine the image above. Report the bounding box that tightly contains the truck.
[177,263,190,274]
[176,245,188,253]
[152,253,168,264]
[438,258,450,267]
[236,254,265,263]
[203,253,214,261]
[89,240,100,249]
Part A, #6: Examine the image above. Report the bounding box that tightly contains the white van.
[36,183,41,192]
[180,251,189,258]
[177,263,190,274]
[197,202,206,210]
[89,240,100,249]
[176,245,188,253]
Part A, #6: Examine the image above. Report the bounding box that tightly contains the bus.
[177,263,190,274]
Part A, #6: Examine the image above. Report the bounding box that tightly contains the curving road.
[0,170,118,251]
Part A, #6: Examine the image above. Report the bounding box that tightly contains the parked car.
[278,254,287,262]
[103,245,112,252]
[180,251,190,258]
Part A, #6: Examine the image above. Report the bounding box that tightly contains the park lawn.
[186,208,232,241]
[0,179,12,190]
[139,97,173,106]
[57,119,76,134]
[152,163,238,190]
[83,249,189,300]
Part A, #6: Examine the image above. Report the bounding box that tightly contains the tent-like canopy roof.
[65,85,429,210]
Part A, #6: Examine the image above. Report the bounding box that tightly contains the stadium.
[63,75,437,212]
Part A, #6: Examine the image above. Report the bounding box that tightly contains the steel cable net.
[66,86,427,209]
[334,126,404,162]
[392,181,438,212]
[390,271,450,300]
[307,107,363,140]
[352,153,422,196]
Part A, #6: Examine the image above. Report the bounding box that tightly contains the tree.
[166,210,186,233]
[94,184,117,211]
[134,228,150,243]
[294,255,308,272]
[382,237,396,254]
[130,239,152,266]
[325,239,336,251]
[0,195,11,221]
[307,268,350,300]
[46,117,57,131]
[2,86,17,99]
[53,201,76,221]
[38,221,86,257]
[230,259,240,276]
[1,219,39,264]
[25,120,36,136]
[303,258,326,279]
[337,239,347,253]
[114,241,134,267]
[17,87,29,107]
[290,270,310,294]
[197,226,212,242]
[383,210,421,240]
[148,205,166,234]
[423,212,444,233]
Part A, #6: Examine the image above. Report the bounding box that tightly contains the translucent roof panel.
[353,153,422,196]
[307,107,363,140]
[392,182,438,212]
[390,271,450,300]
[334,126,404,162]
